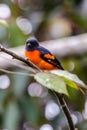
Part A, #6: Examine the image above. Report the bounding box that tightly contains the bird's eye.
[27,43,33,48]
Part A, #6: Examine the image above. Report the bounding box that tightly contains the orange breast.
[25,50,41,64]
[25,50,57,70]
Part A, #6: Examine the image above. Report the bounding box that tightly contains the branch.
[0,44,41,72]
[54,92,75,130]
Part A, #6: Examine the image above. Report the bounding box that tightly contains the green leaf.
[50,70,86,89]
[0,20,8,27]
[34,72,69,96]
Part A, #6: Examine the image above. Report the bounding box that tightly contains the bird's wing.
[40,53,64,70]
[37,46,64,70]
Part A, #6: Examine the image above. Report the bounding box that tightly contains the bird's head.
[26,37,39,51]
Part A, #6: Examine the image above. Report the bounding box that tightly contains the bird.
[25,37,64,71]
[25,37,85,94]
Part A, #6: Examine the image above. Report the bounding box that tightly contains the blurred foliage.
[0,0,87,130]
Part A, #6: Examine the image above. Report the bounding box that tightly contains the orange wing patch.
[44,54,55,60]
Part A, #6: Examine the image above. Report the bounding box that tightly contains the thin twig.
[0,68,34,77]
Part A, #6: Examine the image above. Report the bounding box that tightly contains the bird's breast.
[25,50,41,64]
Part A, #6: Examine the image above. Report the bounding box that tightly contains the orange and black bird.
[25,37,64,71]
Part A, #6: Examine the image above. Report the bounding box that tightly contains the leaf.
[50,70,86,90]
[34,72,69,96]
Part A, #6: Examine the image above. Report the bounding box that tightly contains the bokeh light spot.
[18,0,30,10]
[49,18,71,38]
[0,75,10,89]
[45,101,60,119]
[16,17,32,34]
[68,61,75,71]
[28,82,48,97]
[40,124,53,130]
[0,4,11,19]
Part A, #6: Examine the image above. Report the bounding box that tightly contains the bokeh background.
[0,0,87,130]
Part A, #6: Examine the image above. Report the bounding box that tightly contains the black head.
[26,37,39,51]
